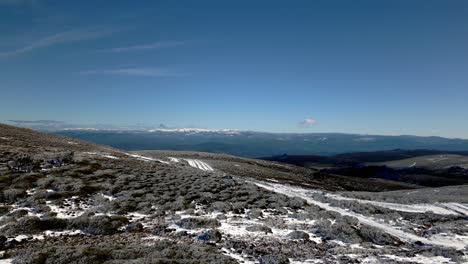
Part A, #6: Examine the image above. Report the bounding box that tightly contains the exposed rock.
[197,229,222,243]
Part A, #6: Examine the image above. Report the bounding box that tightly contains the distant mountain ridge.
[56,129,468,157]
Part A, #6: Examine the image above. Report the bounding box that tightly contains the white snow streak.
[0,258,12,264]
[100,193,116,201]
[184,159,214,171]
[322,192,465,216]
[441,203,468,216]
[168,157,180,162]
[126,154,169,164]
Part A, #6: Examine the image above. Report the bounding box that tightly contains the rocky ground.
[0,124,467,263]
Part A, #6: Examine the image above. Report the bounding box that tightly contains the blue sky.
[1,0,467,138]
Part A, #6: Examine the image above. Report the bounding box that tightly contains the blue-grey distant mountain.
[56,129,468,157]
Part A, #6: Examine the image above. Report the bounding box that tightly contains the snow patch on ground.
[168,157,180,162]
[46,197,92,219]
[253,181,468,250]
[100,193,116,201]
[6,230,85,243]
[289,259,323,264]
[26,188,36,195]
[184,159,214,171]
[174,208,325,245]
[127,153,155,161]
[0,205,44,221]
[0,258,12,264]
[126,153,169,164]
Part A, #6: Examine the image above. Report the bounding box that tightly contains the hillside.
[0,124,467,263]
[263,150,468,188]
[371,154,468,170]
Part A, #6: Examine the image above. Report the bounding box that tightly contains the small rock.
[125,222,143,232]
[197,229,222,243]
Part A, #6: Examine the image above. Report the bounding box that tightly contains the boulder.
[197,229,222,243]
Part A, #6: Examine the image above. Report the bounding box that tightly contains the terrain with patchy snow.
[0,124,467,263]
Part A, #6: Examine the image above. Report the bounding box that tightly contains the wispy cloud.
[0,28,117,58]
[105,41,186,53]
[298,118,317,127]
[80,67,183,77]
[0,0,37,5]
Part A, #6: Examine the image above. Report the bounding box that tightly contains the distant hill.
[56,129,468,158]
[263,150,468,188]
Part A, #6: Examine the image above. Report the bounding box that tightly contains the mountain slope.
[57,130,468,157]
[1,124,467,263]
[263,150,468,188]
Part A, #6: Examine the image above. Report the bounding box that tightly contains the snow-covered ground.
[46,197,92,219]
[7,230,86,243]
[168,157,180,162]
[320,191,468,216]
[165,157,214,171]
[253,181,468,250]
[0,258,12,264]
[184,159,214,171]
[125,153,169,164]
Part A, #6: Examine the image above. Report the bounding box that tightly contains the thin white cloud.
[298,118,317,127]
[0,0,37,5]
[0,28,116,58]
[106,41,186,53]
[80,67,182,77]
